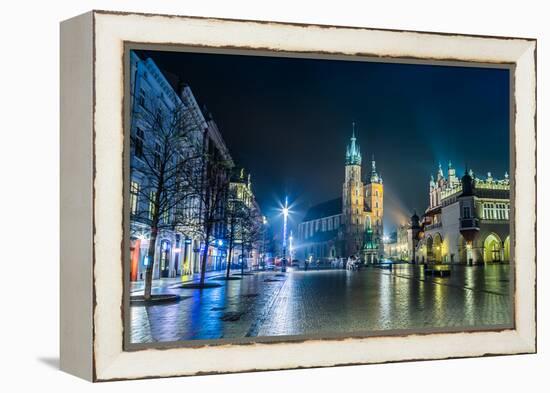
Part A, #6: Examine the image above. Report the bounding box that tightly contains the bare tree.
[130,99,202,300]
[178,140,232,288]
[238,203,265,275]
[224,186,242,279]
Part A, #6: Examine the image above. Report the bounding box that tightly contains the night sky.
[135,49,510,234]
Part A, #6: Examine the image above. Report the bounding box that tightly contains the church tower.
[364,155,384,263]
[342,123,365,256]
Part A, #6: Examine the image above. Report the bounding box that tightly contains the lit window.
[130,181,139,215]
[483,203,495,219]
[149,191,156,220]
[496,203,507,220]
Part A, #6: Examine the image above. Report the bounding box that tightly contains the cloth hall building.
[298,125,384,263]
[414,162,511,265]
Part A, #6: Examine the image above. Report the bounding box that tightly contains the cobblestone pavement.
[129,264,512,344]
[129,269,242,294]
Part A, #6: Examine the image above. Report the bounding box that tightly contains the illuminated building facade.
[298,124,384,262]
[383,224,410,260]
[129,52,235,281]
[227,168,264,269]
[415,162,510,264]
[128,51,193,281]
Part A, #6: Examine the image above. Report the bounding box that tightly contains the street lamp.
[289,231,294,262]
[282,196,289,272]
[261,216,268,269]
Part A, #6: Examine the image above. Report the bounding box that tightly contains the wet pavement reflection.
[130,264,512,343]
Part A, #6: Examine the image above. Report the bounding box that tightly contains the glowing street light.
[289,231,294,260]
[261,215,268,268]
[282,196,289,272]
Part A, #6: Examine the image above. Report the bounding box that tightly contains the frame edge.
[60,10,95,382]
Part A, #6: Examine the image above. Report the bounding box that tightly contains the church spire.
[370,154,381,183]
[345,122,362,165]
[437,161,444,180]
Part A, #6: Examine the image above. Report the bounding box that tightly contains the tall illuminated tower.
[364,155,384,263]
[342,122,365,256]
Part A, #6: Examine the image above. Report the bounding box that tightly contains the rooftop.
[302,197,342,222]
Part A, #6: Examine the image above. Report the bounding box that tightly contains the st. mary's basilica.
[298,123,384,263]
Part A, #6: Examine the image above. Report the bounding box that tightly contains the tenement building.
[227,168,264,270]
[415,162,510,264]
[383,224,410,260]
[129,52,237,281]
[298,124,384,263]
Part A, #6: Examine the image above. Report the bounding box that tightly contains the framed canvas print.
[60,10,537,381]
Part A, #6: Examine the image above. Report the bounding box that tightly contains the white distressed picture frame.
[60,10,536,382]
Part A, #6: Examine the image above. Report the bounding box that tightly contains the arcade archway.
[426,236,433,262]
[504,236,510,262]
[483,233,502,263]
[433,233,443,263]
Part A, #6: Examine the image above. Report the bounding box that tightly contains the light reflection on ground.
[130,264,512,344]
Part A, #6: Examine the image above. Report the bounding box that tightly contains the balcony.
[479,218,509,225]
[425,222,442,231]
[459,217,479,230]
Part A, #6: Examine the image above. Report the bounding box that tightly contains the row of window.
[482,202,509,220]
[461,202,509,220]
[349,207,380,217]
[129,181,169,223]
[349,188,380,198]
[137,83,167,113]
[302,215,341,238]
[134,127,163,170]
[350,198,381,209]
[301,214,383,239]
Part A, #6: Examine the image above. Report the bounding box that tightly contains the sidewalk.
[130,268,247,294]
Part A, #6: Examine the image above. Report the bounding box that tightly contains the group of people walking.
[328,256,361,270]
[302,256,362,270]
